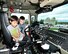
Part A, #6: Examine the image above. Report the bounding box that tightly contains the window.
[11,13,30,24]
[38,4,68,31]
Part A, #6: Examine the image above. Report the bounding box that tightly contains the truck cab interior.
[0,0,68,54]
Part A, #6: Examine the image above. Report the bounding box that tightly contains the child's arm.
[18,28,25,40]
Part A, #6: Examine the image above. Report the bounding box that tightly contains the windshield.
[38,4,68,31]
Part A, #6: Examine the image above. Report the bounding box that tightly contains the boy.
[19,16,26,34]
[7,15,24,42]
[19,16,31,45]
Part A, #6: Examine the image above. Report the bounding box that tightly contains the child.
[7,15,24,42]
[19,16,26,34]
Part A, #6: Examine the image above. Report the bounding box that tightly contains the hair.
[20,16,25,20]
[11,15,18,21]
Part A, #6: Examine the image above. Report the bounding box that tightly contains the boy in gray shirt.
[19,16,26,34]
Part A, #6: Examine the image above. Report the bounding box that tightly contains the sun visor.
[40,0,64,7]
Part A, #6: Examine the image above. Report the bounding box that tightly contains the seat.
[0,20,2,42]
[0,11,24,54]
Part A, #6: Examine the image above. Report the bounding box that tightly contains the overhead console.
[40,0,64,7]
[35,5,53,14]
[35,0,66,14]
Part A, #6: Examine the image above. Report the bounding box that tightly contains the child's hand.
[12,36,19,42]
[15,38,19,42]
